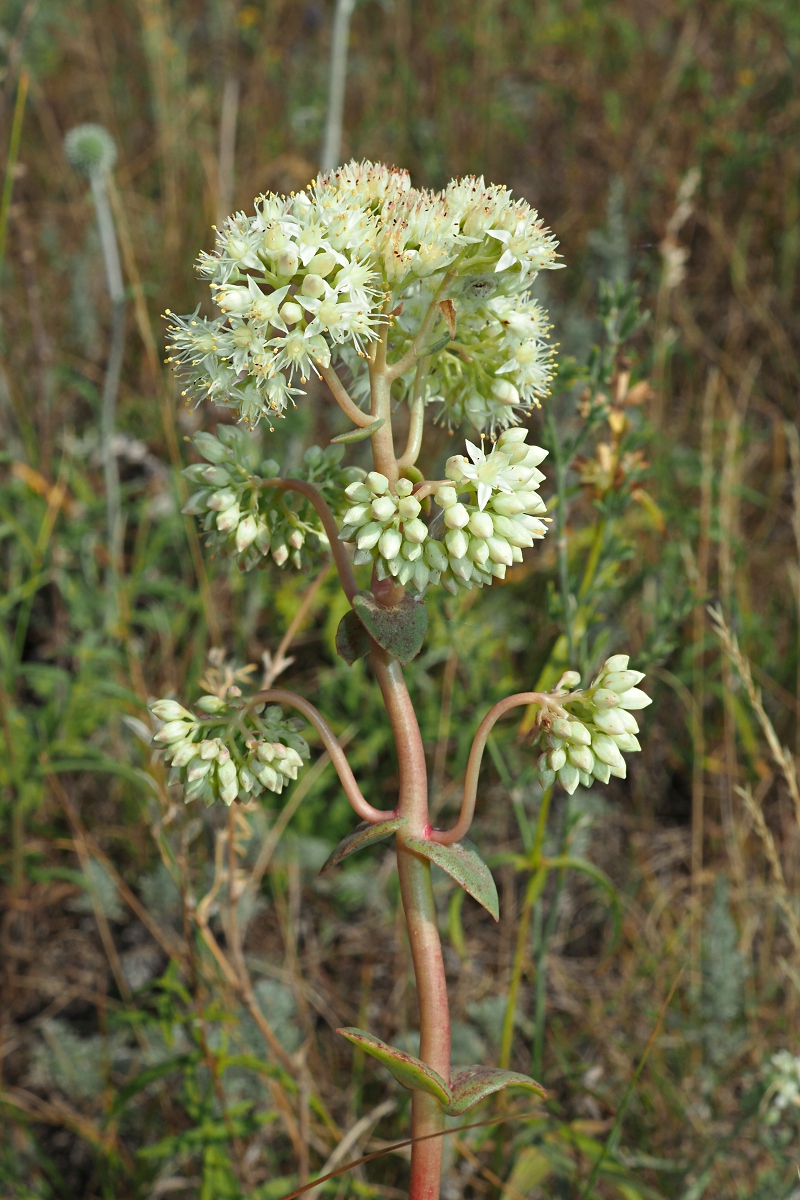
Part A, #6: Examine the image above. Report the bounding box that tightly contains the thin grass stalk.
[0,66,28,284]
[786,421,800,756]
[320,0,356,171]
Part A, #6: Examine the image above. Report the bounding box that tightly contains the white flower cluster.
[182,426,362,571]
[150,697,308,807]
[532,656,652,795]
[764,1051,800,1125]
[337,428,549,594]
[166,160,561,435]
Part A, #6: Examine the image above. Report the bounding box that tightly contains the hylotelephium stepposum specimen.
[151,161,653,1200]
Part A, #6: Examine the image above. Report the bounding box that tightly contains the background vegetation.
[1,0,799,1197]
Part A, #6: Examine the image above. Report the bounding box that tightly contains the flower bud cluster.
[182,425,362,572]
[337,428,549,594]
[150,696,308,807]
[530,656,652,795]
[166,159,561,435]
[431,428,549,594]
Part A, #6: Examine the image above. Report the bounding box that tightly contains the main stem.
[369,598,449,1195]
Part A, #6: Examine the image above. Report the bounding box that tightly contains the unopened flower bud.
[171,740,197,767]
[403,518,428,544]
[279,300,303,325]
[435,485,459,509]
[602,670,645,694]
[276,247,299,276]
[397,496,421,520]
[491,379,520,406]
[308,250,336,276]
[568,744,594,773]
[617,687,652,711]
[366,471,389,495]
[371,495,397,521]
[468,511,494,538]
[445,528,469,560]
[356,522,383,550]
[591,733,624,768]
[187,757,212,783]
[150,699,192,722]
[424,540,448,572]
[216,504,240,532]
[301,272,326,297]
[154,720,192,744]
[603,654,630,673]
[196,694,226,713]
[593,688,620,709]
[444,503,470,529]
[379,528,403,561]
[207,488,238,512]
[236,515,259,552]
[558,763,580,794]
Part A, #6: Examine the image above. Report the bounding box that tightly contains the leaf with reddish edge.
[351,591,428,665]
[335,609,370,665]
[405,836,499,921]
[445,1066,546,1115]
[337,1028,452,1105]
[319,817,406,874]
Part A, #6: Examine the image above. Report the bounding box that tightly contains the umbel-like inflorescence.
[165,160,560,434]
[181,423,363,571]
[150,696,308,807]
[337,428,548,593]
[530,655,652,795]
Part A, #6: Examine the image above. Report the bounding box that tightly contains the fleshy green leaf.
[319,817,407,873]
[445,1066,546,1115]
[335,609,371,665]
[405,837,499,920]
[337,1028,451,1105]
[330,418,385,444]
[351,591,427,665]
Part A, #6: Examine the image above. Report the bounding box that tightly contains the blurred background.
[1,1,800,1198]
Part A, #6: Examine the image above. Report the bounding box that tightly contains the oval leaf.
[351,591,427,665]
[446,1066,546,1115]
[337,1028,451,1105]
[335,609,371,665]
[405,836,499,921]
[320,817,407,873]
[330,418,385,444]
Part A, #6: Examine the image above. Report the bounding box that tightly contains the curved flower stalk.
[149,160,654,1200]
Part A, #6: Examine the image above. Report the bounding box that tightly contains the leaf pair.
[337,1028,545,1114]
[336,591,428,666]
[321,820,499,922]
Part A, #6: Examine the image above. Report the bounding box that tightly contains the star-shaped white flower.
[449,440,518,511]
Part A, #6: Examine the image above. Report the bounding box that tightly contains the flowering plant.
[152,161,652,1199]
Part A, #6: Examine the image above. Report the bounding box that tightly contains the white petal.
[495,248,516,273]
[477,482,492,511]
[465,440,484,465]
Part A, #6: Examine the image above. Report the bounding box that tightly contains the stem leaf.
[351,591,428,665]
[319,816,407,873]
[335,609,371,665]
[330,418,385,444]
[336,1028,452,1105]
[445,1066,546,1115]
[405,837,499,920]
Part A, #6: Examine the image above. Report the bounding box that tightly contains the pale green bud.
[593,688,620,709]
[371,495,397,521]
[288,528,304,550]
[608,758,627,779]
[277,247,299,276]
[199,738,221,760]
[218,759,237,789]
[592,759,612,784]
[468,510,494,538]
[171,740,198,767]
[616,710,640,734]
[451,557,473,581]
[366,471,389,495]
[556,670,581,690]
[445,527,469,560]
[236,515,259,552]
[395,478,414,498]
[403,518,428,544]
[379,528,403,560]
[567,721,591,746]
[216,504,240,532]
[150,699,192,722]
[196,694,226,713]
[603,654,630,673]
[558,763,580,795]
[345,481,371,502]
[397,495,421,520]
[492,514,533,548]
[239,765,256,792]
[186,757,212,783]
[308,250,336,276]
[617,687,652,710]
[256,742,275,762]
[497,427,528,446]
[603,670,646,694]
[444,502,470,529]
[402,540,423,561]
[491,379,520,406]
[549,747,566,771]
[487,535,513,566]
[279,300,303,325]
[216,744,231,764]
[272,538,289,566]
[254,761,279,790]
[613,732,641,753]
[490,493,525,517]
[344,504,370,526]
[301,273,326,298]
[468,538,490,564]
[356,522,383,550]
[424,540,449,572]
[568,744,594,773]
[435,485,458,509]
[591,733,624,768]
[515,491,547,515]
[207,488,237,512]
[217,287,251,314]
[592,710,628,736]
[490,561,507,579]
[154,720,192,744]
[551,719,573,740]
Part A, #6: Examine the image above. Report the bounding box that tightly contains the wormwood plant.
[150,161,653,1200]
